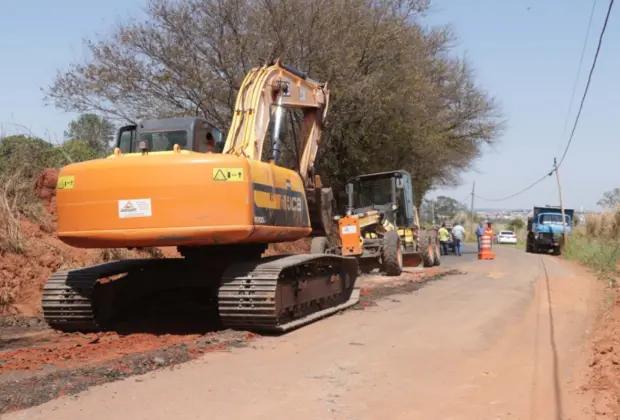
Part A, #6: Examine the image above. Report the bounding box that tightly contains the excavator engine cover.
[56,153,313,248]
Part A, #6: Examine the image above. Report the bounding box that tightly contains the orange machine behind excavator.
[44,60,359,333]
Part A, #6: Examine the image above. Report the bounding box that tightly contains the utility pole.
[470,181,476,233]
[554,158,568,243]
[431,200,436,226]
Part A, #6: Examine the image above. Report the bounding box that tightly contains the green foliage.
[562,210,620,286]
[66,114,115,155]
[60,139,101,163]
[564,235,620,286]
[0,135,63,177]
[506,218,525,232]
[0,132,100,254]
[420,196,467,223]
[0,134,100,176]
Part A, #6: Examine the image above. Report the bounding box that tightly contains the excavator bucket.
[402,250,422,267]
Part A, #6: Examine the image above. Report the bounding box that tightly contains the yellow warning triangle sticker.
[213,169,227,181]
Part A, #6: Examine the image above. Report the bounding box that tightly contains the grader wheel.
[381,231,403,276]
[421,238,435,268]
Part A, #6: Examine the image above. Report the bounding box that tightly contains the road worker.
[475,222,485,252]
[438,223,451,256]
[485,222,493,235]
[451,222,465,257]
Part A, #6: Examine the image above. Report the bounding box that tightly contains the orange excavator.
[43,60,359,333]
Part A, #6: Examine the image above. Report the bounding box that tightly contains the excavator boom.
[224,60,329,185]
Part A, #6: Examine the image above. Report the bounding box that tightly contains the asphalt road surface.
[5,244,598,420]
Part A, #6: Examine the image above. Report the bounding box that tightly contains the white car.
[495,230,517,244]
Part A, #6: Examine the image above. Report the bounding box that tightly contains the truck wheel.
[433,241,441,266]
[421,239,435,268]
[381,231,403,276]
[311,237,330,254]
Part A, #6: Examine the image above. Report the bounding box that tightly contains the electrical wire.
[474,171,553,202]
[555,0,599,158]
[557,0,614,169]
[473,0,614,202]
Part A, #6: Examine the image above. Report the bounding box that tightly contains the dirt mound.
[0,218,102,316]
[34,168,58,217]
[582,286,620,417]
[265,238,311,256]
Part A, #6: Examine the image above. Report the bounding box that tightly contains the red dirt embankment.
[581,281,620,418]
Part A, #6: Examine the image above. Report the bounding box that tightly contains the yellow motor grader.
[311,170,441,276]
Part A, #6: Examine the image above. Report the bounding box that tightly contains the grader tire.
[311,237,331,254]
[422,239,435,268]
[382,231,403,276]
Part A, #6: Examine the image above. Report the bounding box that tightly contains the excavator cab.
[115,117,225,154]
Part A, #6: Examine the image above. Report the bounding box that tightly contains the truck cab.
[526,206,574,255]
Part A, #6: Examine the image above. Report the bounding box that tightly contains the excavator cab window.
[117,125,136,153]
[137,130,188,152]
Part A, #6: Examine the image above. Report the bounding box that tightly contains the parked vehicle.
[526,206,574,255]
[495,230,517,245]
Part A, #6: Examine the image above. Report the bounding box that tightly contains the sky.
[0,0,617,211]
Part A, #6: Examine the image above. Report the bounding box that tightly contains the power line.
[474,0,614,202]
[555,0,598,158]
[474,171,553,202]
[557,0,614,169]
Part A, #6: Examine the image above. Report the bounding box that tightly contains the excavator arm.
[222,59,330,186]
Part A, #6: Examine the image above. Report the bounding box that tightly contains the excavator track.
[43,253,360,334]
[41,259,172,332]
[218,254,360,333]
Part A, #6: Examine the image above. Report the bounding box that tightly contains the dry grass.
[0,172,29,254]
[0,275,23,309]
[564,208,620,285]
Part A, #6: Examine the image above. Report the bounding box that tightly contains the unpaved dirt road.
[3,246,599,420]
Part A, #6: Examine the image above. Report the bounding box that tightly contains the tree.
[45,0,504,201]
[506,218,525,232]
[65,114,115,155]
[434,196,467,220]
[597,188,620,209]
[420,195,466,223]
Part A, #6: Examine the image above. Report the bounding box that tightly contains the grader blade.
[402,250,422,267]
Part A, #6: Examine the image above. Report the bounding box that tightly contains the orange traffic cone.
[478,232,495,260]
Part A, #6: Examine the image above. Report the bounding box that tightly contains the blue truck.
[525,206,574,255]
